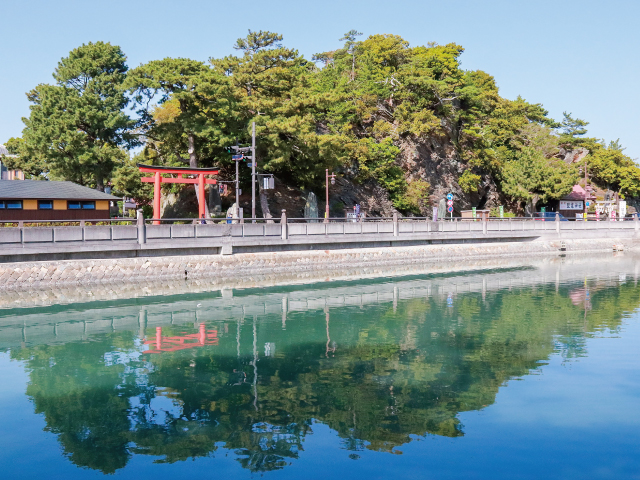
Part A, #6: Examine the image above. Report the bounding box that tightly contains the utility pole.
[251,122,256,222]
[227,136,254,220]
[235,141,240,218]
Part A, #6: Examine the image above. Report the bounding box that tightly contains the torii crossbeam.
[138,164,219,224]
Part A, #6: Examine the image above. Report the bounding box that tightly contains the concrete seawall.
[0,235,634,291]
[1,252,638,350]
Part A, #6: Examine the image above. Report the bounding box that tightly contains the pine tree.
[20,42,134,190]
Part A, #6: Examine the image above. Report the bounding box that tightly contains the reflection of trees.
[10,334,142,474]
[11,281,639,474]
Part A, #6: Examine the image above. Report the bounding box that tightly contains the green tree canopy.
[212,30,347,189]
[501,147,577,213]
[125,58,237,169]
[19,41,135,190]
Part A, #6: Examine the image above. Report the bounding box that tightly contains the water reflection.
[2,255,640,474]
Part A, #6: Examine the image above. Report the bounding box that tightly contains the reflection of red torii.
[138,164,220,224]
[143,324,218,353]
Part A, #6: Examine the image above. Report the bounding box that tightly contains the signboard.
[447,193,453,200]
[472,207,477,219]
[586,201,591,207]
[499,206,504,218]
[595,210,600,221]
[447,200,453,207]
[432,206,438,221]
[560,200,584,210]
[232,154,243,161]
[262,177,275,189]
[619,200,627,218]
[541,207,546,213]
[447,206,453,213]
[611,210,617,221]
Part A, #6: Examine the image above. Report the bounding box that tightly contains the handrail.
[0,218,136,227]
[0,215,637,227]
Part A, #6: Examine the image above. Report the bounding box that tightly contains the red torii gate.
[143,324,219,354]
[138,164,219,224]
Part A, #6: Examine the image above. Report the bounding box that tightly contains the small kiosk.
[461,209,490,221]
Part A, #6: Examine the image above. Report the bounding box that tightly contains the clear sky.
[1,0,638,158]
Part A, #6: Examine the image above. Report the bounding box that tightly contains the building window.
[0,201,4,209]
[38,200,53,210]
[5,200,23,209]
[68,201,95,210]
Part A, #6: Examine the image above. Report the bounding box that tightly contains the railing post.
[137,209,146,245]
[555,212,560,234]
[483,214,487,234]
[635,213,639,231]
[393,212,398,237]
[281,210,288,240]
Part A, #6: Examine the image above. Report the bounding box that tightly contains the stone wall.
[0,237,632,292]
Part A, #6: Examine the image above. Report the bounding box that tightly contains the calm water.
[1,257,639,479]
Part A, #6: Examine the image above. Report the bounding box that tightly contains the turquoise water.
[1,259,639,479]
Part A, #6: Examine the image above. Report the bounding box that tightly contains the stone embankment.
[0,237,633,291]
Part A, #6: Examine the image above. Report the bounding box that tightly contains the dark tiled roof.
[0,180,120,200]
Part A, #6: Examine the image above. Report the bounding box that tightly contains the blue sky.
[1,0,638,158]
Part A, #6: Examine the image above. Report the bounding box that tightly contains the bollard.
[482,214,487,234]
[137,209,146,244]
[635,213,639,231]
[281,209,288,240]
[393,212,399,237]
[555,212,560,234]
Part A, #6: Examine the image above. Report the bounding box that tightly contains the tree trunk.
[525,194,540,217]
[188,133,197,168]
[95,177,104,192]
[188,132,210,219]
[259,184,274,223]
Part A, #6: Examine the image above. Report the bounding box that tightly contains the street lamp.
[325,169,337,223]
